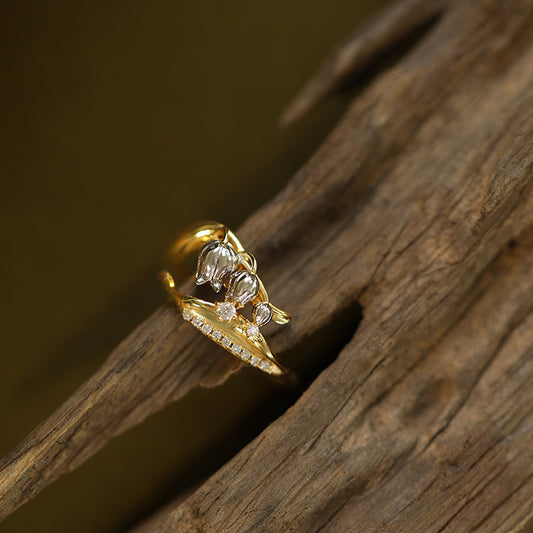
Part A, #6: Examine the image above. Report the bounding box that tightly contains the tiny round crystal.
[221,336,232,348]
[217,302,236,322]
[182,309,193,321]
[201,323,212,335]
[246,323,260,339]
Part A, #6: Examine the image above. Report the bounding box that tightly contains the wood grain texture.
[280,0,448,126]
[2,0,533,530]
[135,0,533,530]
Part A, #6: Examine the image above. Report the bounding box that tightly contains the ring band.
[159,221,291,377]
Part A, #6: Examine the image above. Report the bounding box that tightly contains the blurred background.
[0,2,389,531]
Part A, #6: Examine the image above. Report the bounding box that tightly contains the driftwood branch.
[280,0,449,126]
[2,0,533,530]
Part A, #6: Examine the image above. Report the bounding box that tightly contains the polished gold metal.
[160,221,291,377]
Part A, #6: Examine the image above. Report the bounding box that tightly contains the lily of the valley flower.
[226,270,260,307]
[195,241,238,292]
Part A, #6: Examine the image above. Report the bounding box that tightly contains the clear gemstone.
[253,302,273,326]
[201,323,212,335]
[217,302,236,321]
[246,323,260,339]
[251,356,260,366]
[241,349,251,361]
[192,316,202,328]
[226,270,260,307]
[260,361,269,371]
[221,337,232,348]
[211,329,222,340]
[182,309,193,321]
[231,344,242,355]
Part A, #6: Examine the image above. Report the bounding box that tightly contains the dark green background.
[0,2,388,531]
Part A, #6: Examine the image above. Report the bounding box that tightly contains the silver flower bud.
[253,302,273,326]
[226,270,259,307]
[196,241,238,292]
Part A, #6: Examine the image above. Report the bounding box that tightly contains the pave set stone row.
[182,308,277,374]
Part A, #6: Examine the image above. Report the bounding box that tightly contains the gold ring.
[159,221,291,377]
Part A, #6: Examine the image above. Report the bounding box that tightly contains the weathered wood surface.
[280,0,447,126]
[2,0,533,530]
